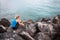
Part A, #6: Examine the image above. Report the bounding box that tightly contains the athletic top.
[11,18,17,28]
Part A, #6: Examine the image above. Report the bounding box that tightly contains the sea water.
[0,0,60,21]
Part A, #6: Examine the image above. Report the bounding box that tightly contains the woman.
[11,15,24,30]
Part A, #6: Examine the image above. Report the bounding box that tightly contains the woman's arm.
[19,22,24,26]
[16,19,24,26]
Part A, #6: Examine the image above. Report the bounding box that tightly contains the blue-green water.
[0,0,60,21]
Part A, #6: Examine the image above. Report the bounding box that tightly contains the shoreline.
[0,14,58,22]
[0,15,60,40]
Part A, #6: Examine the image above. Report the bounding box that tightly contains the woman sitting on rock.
[11,15,24,30]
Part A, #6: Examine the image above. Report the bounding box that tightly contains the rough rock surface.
[1,18,11,27]
[0,15,60,40]
[35,32,51,40]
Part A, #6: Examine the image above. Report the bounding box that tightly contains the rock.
[35,32,51,40]
[27,23,36,37]
[52,24,60,40]
[52,17,58,24]
[27,20,34,24]
[12,34,24,40]
[36,22,54,33]
[4,38,15,40]
[7,27,13,33]
[34,23,40,34]
[57,15,60,23]
[35,22,55,39]
[40,18,50,23]
[52,33,60,40]
[55,37,60,40]
[52,23,60,34]
[0,21,2,25]
[1,18,11,27]
[0,32,24,40]
[19,31,35,40]
[0,33,4,39]
[0,25,6,33]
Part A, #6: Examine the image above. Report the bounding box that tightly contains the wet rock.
[52,33,60,40]
[0,25,6,33]
[7,27,13,33]
[41,18,50,23]
[19,31,35,40]
[27,20,34,24]
[34,23,40,34]
[52,17,59,24]
[0,33,4,39]
[36,22,54,33]
[1,18,11,27]
[0,32,24,40]
[0,21,2,25]
[55,37,60,40]
[4,38,15,40]
[56,15,60,23]
[27,23,36,37]
[35,32,51,40]
[12,34,24,40]
[57,15,60,18]
[35,22,55,39]
[52,24,60,40]
[53,24,60,33]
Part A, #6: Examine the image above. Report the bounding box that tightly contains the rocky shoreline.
[0,15,60,40]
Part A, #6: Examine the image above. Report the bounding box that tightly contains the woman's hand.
[19,23,25,26]
[16,19,24,26]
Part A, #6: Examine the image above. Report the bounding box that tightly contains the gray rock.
[37,22,54,33]
[0,25,6,33]
[27,23,36,37]
[1,18,11,27]
[19,31,35,40]
[0,32,24,40]
[35,32,51,40]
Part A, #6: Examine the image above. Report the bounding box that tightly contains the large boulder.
[7,26,13,33]
[35,32,51,40]
[1,18,11,27]
[0,21,2,25]
[19,31,35,40]
[52,17,59,24]
[36,22,54,33]
[40,18,50,23]
[0,25,6,33]
[55,37,60,40]
[52,24,60,40]
[0,32,24,40]
[53,24,60,33]
[35,22,55,39]
[52,33,60,40]
[27,23,36,37]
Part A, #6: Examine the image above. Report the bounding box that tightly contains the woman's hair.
[15,15,20,19]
